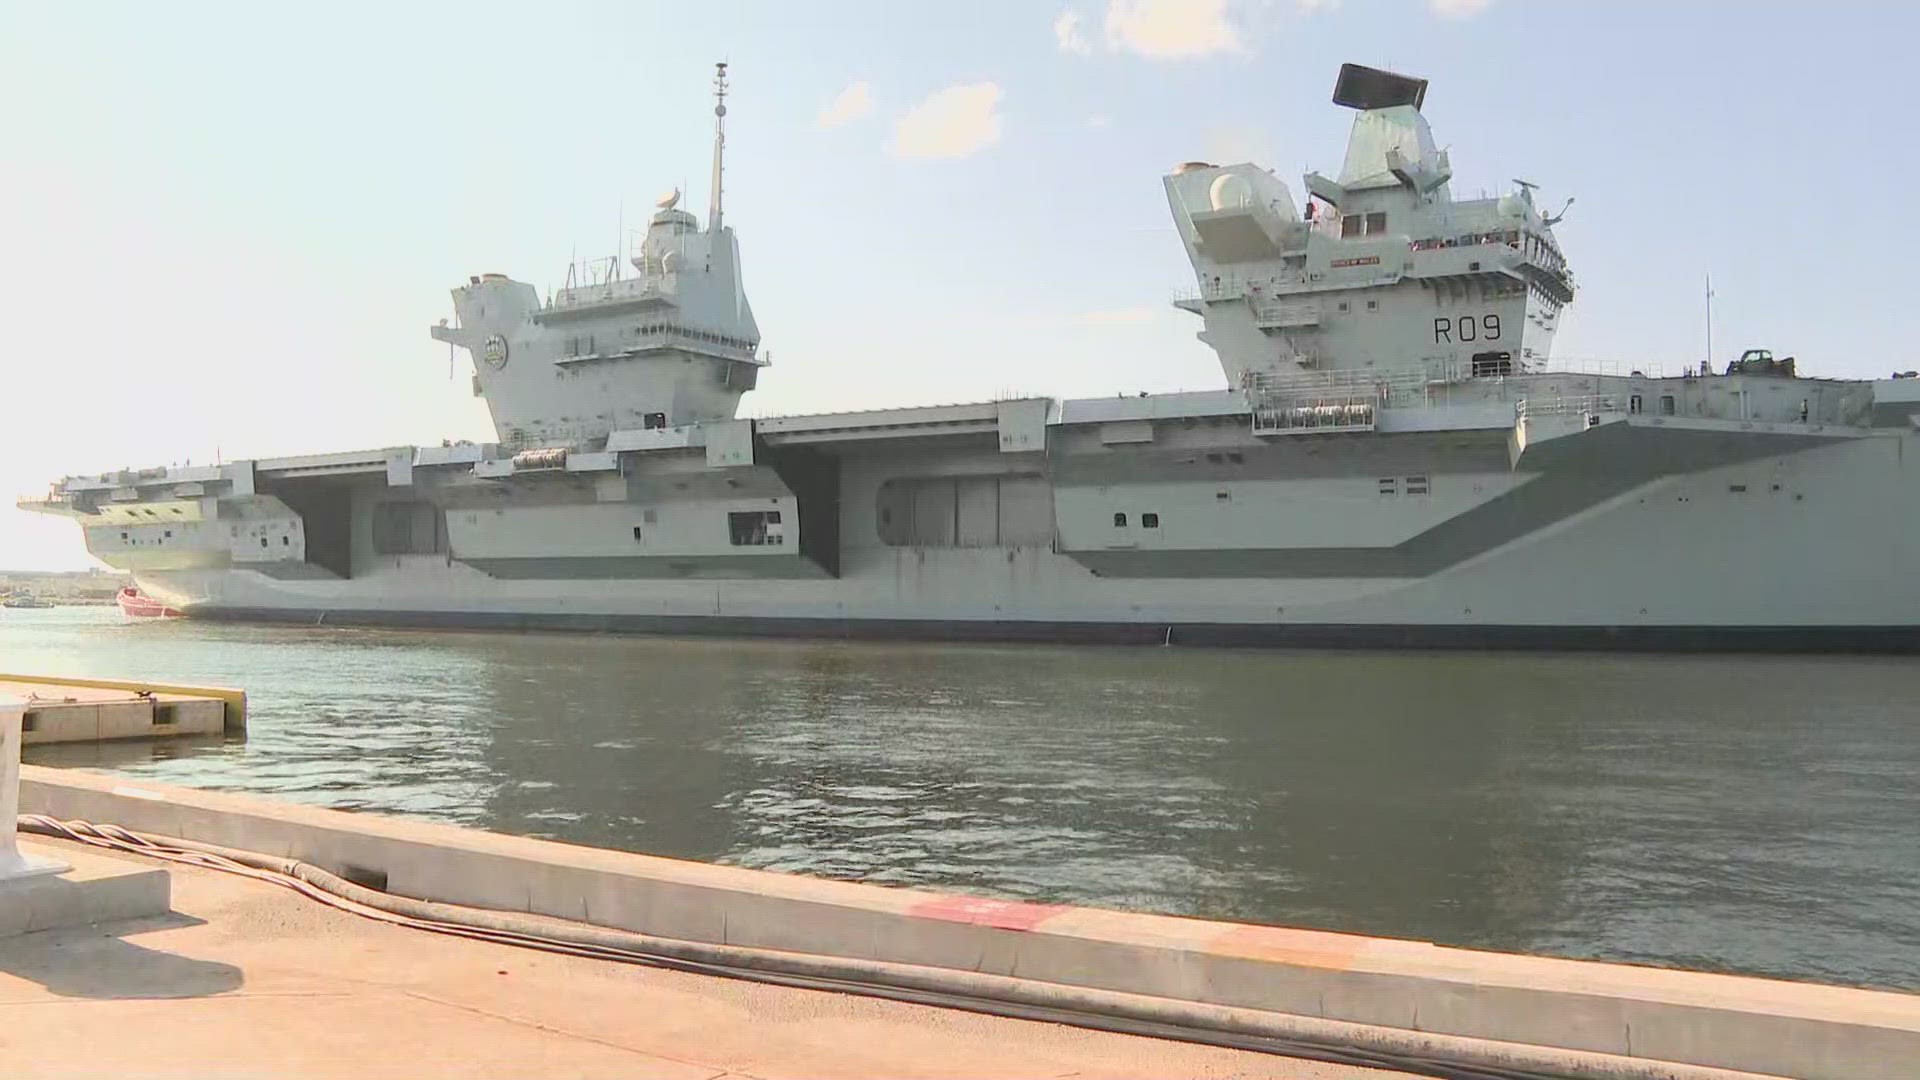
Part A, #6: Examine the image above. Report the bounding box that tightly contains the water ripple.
[7,607,1919,989]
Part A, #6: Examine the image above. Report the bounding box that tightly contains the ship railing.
[1173,276,1278,303]
[1252,397,1377,435]
[1244,362,1462,436]
[1247,296,1319,326]
[547,276,675,311]
[623,325,760,362]
[1513,394,1626,421]
[1408,232,1519,253]
[1246,361,1462,403]
[1530,357,1698,379]
[551,324,761,367]
[1175,278,1338,305]
[493,428,609,456]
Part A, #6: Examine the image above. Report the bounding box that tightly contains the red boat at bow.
[117,587,182,619]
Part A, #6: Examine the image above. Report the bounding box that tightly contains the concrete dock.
[0,676,243,744]
[15,766,1920,1079]
[4,834,1408,1080]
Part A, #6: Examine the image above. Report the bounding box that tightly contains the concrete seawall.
[0,673,247,737]
[20,765,1918,1078]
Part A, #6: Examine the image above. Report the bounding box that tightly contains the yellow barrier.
[0,674,246,736]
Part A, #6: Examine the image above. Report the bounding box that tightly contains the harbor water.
[4,606,1916,991]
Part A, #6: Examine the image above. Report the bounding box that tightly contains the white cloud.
[1054,9,1092,54]
[816,81,875,129]
[891,83,1004,161]
[1429,0,1492,18]
[1086,114,1113,130]
[1103,0,1244,58]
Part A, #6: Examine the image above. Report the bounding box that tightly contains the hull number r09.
[1434,314,1502,344]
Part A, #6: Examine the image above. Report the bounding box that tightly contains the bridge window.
[1660,395,1676,415]
[728,510,783,546]
[1113,512,1128,527]
[1339,212,1389,238]
[1142,513,1160,529]
[643,412,668,430]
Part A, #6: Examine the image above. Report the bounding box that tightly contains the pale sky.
[4,0,1915,569]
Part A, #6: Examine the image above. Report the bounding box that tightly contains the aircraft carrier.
[25,63,1920,649]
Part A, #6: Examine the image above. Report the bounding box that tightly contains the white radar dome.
[1209,173,1255,212]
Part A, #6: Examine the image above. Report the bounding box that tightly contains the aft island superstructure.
[26,64,1920,648]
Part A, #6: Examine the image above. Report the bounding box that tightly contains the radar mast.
[708,62,729,233]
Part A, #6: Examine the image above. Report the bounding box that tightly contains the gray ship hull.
[166,606,1920,652]
[112,417,1920,652]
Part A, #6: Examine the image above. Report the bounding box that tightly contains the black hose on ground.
[17,816,1767,1080]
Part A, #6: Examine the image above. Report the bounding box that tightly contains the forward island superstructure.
[26,64,1920,648]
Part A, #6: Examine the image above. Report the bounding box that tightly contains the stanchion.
[0,694,67,882]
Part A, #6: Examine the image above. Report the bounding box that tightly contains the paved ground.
[0,838,1409,1079]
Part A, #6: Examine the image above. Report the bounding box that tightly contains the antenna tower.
[1706,272,1715,371]
[708,62,729,233]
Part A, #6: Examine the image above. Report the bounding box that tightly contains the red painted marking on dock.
[910,895,1069,931]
